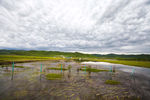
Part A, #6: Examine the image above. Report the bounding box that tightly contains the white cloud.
[0,0,150,53]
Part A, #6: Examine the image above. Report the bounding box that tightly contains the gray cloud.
[0,0,150,53]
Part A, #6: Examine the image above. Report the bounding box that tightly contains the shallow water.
[0,60,149,100]
[82,61,150,99]
[82,61,150,78]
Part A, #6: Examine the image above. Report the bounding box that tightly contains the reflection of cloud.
[0,0,150,53]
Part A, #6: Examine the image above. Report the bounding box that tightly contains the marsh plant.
[48,67,68,70]
[105,80,120,85]
[68,65,72,70]
[79,66,108,72]
[47,65,72,71]
[58,63,65,67]
[45,73,63,80]
[0,65,25,68]
[14,66,25,68]
[0,65,8,68]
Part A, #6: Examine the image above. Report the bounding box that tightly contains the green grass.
[0,65,8,68]
[48,65,72,71]
[0,65,24,68]
[48,67,68,70]
[0,55,65,65]
[81,58,150,68]
[105,80,120,85]
[1,54,150,68]
[80,67,108,72]
[0,50,95,58]
[68,65,72,70]
[45,73,63,80]
[14,66,25,68]
[96,59,150,68]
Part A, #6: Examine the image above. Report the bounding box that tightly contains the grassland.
[100,59,150,68]
[1,55,150,68]
[0,55,64,65]
[0,50,150,68]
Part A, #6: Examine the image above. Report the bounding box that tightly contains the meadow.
[0,49,150,68]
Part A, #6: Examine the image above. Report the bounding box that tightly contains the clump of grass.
[57,64,65,67]
[0,65,8,68]
[14,90,28,97]
[15,66,25,68]
[45,73,63,80]
[105,80,120,85]
[68,65,72,70]
[0,65,25,68]
[48,67,68,70]
[80,67,108,72]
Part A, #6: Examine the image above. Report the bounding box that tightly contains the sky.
[0,0,150,54]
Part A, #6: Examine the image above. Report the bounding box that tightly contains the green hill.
[0,49,95,58]
[0,49,150,61]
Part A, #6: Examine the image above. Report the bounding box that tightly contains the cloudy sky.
[0,0,150,54]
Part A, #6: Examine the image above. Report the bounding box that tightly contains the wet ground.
[0,60,149,100]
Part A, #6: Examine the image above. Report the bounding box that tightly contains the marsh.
[0,60,149,100]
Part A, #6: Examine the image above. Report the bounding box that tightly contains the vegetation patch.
[0,65,8,68]
[14,90,28,97]
[48,67,68,70]
[45,73,63,80]
[15,66,25,68]
[88,59,150,68]
[105,80,120,85]
[0,55,65,65]
[80,67,108,72]
[1,50,150,68]
[68,65,72,70]
[0,65,25,68]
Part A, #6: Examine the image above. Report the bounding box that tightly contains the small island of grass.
[0,65,25,68]
[48,67,68,70]
[80,67,108,72]
[45,73,63,80]
[15,66,25,68]
[105,80,120,85]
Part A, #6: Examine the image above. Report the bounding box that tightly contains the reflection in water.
[6,66,8,72]
[88,71,91,78]
[77,68,80,74]
[68,68,71,79]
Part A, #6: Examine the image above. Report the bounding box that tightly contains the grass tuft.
[0,65,25,68]
[0,65,8,68]
[48,67,68,70]
[80,67,108,72]
[45,73,63,80]
[105,80,120,85]
[68,65,72,70]
[15,66,25,68]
